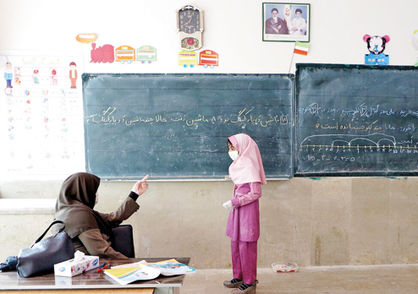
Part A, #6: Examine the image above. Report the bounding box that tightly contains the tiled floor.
[181,264,418,294]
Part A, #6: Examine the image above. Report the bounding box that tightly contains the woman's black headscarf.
[55,172,112,238]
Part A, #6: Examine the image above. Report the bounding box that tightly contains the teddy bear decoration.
[363,34,390,65]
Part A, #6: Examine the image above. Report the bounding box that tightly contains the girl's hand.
[131,175,150,196]
[223,200,233,210]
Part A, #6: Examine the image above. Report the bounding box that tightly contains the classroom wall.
[1,177,418,268]
[1,0,417,72]
[0,0,417,268]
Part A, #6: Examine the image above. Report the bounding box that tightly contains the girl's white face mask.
[95,192,99,205]
[228,150,239,161]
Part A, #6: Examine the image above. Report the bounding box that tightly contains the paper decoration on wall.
[4,61,13,87]
[69,62,77,88]
[0,53,84,178]
[413,30,418,67]
[178,49,220,68]
[33,69,40,84]
[4,61,13,95]
[14,66,22,85]
[137,45,157,63]
[363,34,390,65]
[76,33,98,44]
[76,31,158,65]
[294,41,310,55]
[90,43,115,63]
[115,45,135,64]
[51,69,58,86]
[198,50,218,68]
[178,50,198,67]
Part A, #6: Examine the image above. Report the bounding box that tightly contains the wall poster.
[0,52,84,180]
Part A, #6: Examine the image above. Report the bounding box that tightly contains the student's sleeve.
[78,229,128,259]
[231,182,262,207]
[98,194,140,225]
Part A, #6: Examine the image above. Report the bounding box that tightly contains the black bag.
[17,220,74,278]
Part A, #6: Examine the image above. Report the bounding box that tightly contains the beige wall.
[1,177,417,268]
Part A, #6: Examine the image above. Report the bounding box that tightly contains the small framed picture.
[262,2,310,42]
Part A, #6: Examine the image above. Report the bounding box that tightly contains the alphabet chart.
[0,52,84,179]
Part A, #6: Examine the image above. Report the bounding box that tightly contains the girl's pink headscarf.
[228,133,267,185]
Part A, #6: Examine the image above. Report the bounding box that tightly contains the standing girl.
[223,133,266,294]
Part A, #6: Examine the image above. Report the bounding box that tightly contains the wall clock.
[177,5,204,51]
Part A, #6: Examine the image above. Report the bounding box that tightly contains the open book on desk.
[104,259,196,285]
[143,259,196,276]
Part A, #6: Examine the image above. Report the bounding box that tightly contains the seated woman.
[55,172,149,259]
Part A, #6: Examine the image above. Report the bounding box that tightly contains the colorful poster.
[0,52,84,179]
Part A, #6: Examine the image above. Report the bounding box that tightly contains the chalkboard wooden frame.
[83,73,294,180]
[295,63,418,177]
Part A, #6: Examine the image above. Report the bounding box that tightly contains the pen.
[97,262,110,273]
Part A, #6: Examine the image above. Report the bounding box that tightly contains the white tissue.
[73,250,85,262]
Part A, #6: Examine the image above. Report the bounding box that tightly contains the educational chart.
[295,64,418,176]
[0,53,84,179]
[83,73,293,179]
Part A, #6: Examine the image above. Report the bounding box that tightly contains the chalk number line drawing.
[299,132,399,150]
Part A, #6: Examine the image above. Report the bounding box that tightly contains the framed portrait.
[262,2,310,42]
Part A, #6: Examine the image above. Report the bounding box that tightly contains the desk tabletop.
[0,257,190,290]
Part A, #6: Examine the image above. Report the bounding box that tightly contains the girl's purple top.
[226,182,261,242]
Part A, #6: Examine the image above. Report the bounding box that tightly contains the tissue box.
[54,255,99,277]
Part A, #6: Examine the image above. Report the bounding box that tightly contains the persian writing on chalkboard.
[296,64,418,175]
[86,106,289,128]
[299,103,417,163]
[83,73,294,179]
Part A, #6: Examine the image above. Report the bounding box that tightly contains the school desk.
[0,257,190,294]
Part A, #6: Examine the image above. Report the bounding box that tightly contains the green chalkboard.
[83,74,293,180]
[295,64,418,176]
